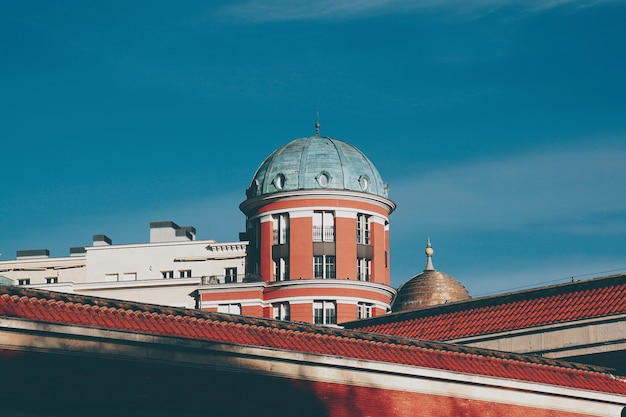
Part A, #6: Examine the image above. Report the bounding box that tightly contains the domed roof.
[245,134,389,200]
[392,240,470,312]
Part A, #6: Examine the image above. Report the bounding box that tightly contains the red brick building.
[193,130,396,324]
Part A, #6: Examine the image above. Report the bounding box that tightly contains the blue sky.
[1,1,625,296]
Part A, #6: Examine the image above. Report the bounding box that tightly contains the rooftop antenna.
[315,112,320,137]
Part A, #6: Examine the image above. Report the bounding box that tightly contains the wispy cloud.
[391,142,626,234]
[217,0,407,23]
[215,0,613,23]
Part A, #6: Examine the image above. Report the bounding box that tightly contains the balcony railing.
[273,228,289,244]
[201,274,259,285]
[356,273,371,282]
[313,226,335,242]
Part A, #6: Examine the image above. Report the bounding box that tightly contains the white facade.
[0,221,247,308]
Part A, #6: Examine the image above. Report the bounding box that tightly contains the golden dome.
[392,239,470,312]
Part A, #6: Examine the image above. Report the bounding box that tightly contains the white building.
[0,220,247,308]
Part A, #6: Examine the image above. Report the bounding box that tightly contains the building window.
[316,171,331,187]
[179,269,192,278]
[225,267,237,283]
[314,255,335,279]
[105,274,119,282]
[17,279,31,286]
[45,277,58,284]
[273,302,290,321]
[357,302,373,319]
[273,213,289,244]
[161,270,174,279]
[314,301,337,325]
[274,258,289,281]
[357,258,371,281]
[313,211,335,242]
[358,175,369,191]
[357,213,370,244]
[314,256,322,277]
[325,256,336,279]
[217,304,241,315]
[121,272,137,281]
[273,173,286,190]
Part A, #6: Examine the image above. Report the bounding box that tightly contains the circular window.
[317,172,330,187]
[358,175,369,191]
[273,174,286,190]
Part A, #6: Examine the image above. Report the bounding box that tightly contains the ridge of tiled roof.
[1,286,626,396]
[343,273,626,341]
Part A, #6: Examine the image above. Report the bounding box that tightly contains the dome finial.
[315,111,320,137]
[424,237,435,271]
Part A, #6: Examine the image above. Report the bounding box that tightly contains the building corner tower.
[237,129,397,324]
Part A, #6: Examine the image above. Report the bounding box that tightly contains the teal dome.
[246,136,389,199]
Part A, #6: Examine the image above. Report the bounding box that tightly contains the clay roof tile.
[2,285,626,396]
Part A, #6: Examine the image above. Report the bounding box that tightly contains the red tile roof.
[1,285,626,396]
[344,273,626,342]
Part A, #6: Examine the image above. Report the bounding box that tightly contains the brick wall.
[292,379,597,417]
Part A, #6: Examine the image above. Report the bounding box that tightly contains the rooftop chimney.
[93,234,112,246]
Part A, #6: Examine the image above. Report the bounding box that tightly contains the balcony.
[273,229,289,245]
[313,226,335,242]
[356,274,371,282]
[201,274,261,285]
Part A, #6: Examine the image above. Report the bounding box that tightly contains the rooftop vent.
[16,249,50,259]
[70,246,87,256]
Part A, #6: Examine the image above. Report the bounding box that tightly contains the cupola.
[392,239,470,312]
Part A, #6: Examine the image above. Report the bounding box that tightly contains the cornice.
[239,189,396,216]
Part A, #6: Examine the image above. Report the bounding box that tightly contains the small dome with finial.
[392,239,470,312]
